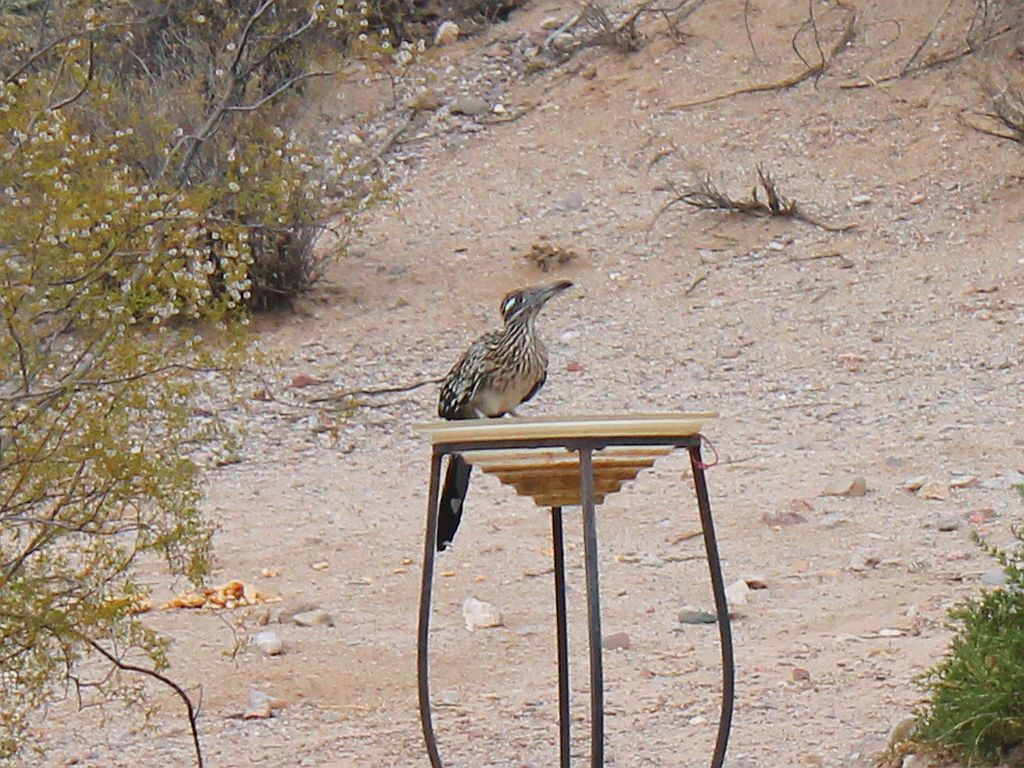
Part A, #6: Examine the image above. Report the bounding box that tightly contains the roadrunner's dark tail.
[437,455,472,551]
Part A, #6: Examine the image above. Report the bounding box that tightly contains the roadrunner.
[436,280,573,551]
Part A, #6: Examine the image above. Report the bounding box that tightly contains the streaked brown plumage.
[436,280,572,550]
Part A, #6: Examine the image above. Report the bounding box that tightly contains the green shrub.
[915,491,1024,765]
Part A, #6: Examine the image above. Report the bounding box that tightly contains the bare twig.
[82,638,203,768]
[662,2,855,111]
[743,0,761,62]
[684,270,710,295]
[48,40,95,111]
[226,71,334,113]
[901,0,957,75]
[310,376,443,404]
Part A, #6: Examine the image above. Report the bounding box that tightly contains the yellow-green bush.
[0,1,387,761]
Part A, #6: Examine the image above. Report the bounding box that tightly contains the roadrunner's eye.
[502,296,519,316]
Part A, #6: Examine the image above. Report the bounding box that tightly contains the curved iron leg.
[551,506,571,768]
[688,443,734,768]
[579,447,604,768]
[418,450,445,768]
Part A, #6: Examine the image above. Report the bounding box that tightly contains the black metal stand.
[417,435,733,768]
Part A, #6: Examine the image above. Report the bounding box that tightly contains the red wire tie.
[694,433,720,470]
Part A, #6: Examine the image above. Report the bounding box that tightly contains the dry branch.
[663,1,855,112]
[82,638,203,768]
[310,376,443,404]
[653,166,852,233]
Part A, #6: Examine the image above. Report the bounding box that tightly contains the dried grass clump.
[655,166,851,232]
[967,67,1024,145]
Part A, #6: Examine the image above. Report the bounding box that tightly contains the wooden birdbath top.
[416,412,717,508]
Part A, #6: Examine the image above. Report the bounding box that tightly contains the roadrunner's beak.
[540,280,573,303]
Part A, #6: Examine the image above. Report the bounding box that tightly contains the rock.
[449,96,490,116]
[818,512,848,529]
[949,475,979,489]
[917,480,949,501]
[848,550,882,572]
[968,508,995,524]
[292,608,334,627]
[560,192,585,210]
[254,630,284,656]
[243,689,274,720]
[725,579,751,607]
[822,476,868,497]
[688,715,707,725]
[678,607,718,625]
[540,15,563,29]
[277,601,320,623]
[850,193,873,206]
[433,20,460,46]
[289,373,321,388]
[909,193,926,205]
[525,56,549,74]
[763,499,813,527]
[936,516,960,532]
[744,575,769,589]
[406,89,444,112]
[602,632,631,650]
[462,597,503,630]
[763,510,807,527]
[548,33,577,51]
[903,475,930,491]
[981,568,1009,587]
[900,754,922,768]
[791,667,811,682]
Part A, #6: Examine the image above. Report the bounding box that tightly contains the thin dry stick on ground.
[652,166,853,233]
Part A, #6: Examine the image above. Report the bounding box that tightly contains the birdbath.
[415,413,732,768]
